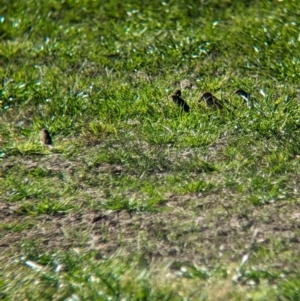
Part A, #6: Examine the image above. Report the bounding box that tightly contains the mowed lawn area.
[2,0,300,300]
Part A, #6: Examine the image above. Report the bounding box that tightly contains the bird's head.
[234,89,247,96]
[169,89,181,99]
[234,89,249,101]
[199,92,213,102]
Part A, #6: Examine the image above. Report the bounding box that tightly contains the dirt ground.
[2,144,300,280]
[2,191,300,271]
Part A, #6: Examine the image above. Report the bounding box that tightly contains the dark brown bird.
[40,129,52,147]
[199,92,223,109]
[169,90,190,113]
[234,89,253,108]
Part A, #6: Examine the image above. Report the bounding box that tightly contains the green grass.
[2,0,300,300]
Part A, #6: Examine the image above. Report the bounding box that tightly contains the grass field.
[2,0,300,300]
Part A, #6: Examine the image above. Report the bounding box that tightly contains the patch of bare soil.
[1,145,300,275]
[2,194,300,272]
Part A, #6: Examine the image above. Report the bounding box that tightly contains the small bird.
[180,79,197,90]
[199,92,223,109]
[234,89,252,108]
[40,129,52,147]
[168,89,190,113]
